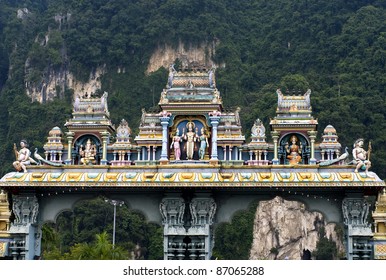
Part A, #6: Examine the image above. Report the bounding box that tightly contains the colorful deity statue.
[13,140,36,172]
[170,128,182,161]
[79,139,97,165]
[199,127,209,160]
[352,138,371,174]
[183,122,198,160]
[285,135,302,164]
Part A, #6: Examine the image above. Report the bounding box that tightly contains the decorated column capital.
[12,195,39,226]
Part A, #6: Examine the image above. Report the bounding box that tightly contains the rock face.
[146,41,218,73]
[25,66,105,103]
[249,196,344,260]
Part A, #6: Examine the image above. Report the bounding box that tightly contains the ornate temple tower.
[43,126,64,162]
[64,92,115,165]
[135,64,245,164]
[111,119,136,166]
[0,189,11,258]
[244,118,269,165]
[319,125,342,163]
[270,89,318,165]
[372,189,386,259]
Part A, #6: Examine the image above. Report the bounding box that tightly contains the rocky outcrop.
[25,66,105,103]
[249,196,344,260]
[146,41,218,73]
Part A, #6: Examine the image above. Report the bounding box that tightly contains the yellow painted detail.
[66,173,82,181]
[298,173,314,181]
[219,173,234,181]
[180,173,194,180]
[160,173,176,181]
[337,173,353,181]
[257,173,273,181]
[142,173,156,180]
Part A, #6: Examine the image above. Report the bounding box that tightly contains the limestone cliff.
[25,66,105,103]
[249,196,345,260]
[146,41,218,73]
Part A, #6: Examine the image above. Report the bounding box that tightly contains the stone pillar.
[100,131,109,165]
[271,131,279,165]
[65,132,75,165]
[308,130,317,164]
[342,197,373,260]
[152,146,156,161]
[209,113,221,163]
[9,194,41,260]
[159,113,171,163]
[137,147,141,161]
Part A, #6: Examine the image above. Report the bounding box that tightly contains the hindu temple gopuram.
[0,64,385,260]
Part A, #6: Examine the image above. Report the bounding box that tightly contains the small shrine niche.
[43,126,64,162]
[278,133,310,165]
[169,118,210,161]
[73,136,101,165]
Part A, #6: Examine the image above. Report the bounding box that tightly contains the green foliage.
[41,197,163,260]
[312,226,338,260]
[212,202,257,260]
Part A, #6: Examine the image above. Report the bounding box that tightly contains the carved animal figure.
[34,148,64,167]
[319,147,349,166]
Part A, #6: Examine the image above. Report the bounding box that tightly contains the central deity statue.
[79,139,97,165]
[285,135,302,164]
[182,122,198,160]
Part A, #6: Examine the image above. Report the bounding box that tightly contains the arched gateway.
[0,64,384,260]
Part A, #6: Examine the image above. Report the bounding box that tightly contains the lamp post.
[105,199,124,248]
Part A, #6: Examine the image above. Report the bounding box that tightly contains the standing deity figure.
[178,202,185,225]
[190,201,198,225]
[352,138,371,174]
[159,201,167,224]
[198,127,209,160]
[183,122,198,160]
[79,139,97,165]
[12,200,22,224]
[13,140,35,173]
[285,135,302,164]
[167,64,176,88]
[170,129,182,161]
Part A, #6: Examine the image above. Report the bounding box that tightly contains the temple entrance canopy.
[0,63,384,260]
